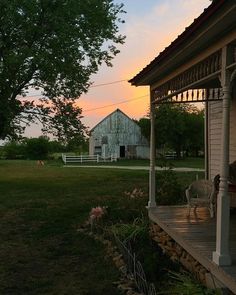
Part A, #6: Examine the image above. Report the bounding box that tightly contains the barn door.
[120,146,125,158]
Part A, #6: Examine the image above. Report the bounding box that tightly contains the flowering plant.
[89,206,107,231]
[89,206,106,220]
[124,188,145,199]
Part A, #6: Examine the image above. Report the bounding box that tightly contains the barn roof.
[90,108,138,133]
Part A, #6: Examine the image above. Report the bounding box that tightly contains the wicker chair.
[185,179,216,218]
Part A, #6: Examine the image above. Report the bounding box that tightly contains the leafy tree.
[3,141,26,159]
[41,98,88,145]
[138,104,204,158]
[66,137,89,153]
[25,136,50,160]
[137,118,150,141]
[185,109,204,157]
[0,0,125,140]
[155,104,190,157]
[155,104,204,157]
[49,140,65,153]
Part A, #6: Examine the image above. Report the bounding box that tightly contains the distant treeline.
[0,136,89,160]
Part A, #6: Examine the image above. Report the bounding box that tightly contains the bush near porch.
[0,160,206,294]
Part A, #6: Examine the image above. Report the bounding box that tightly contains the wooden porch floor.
[149,206,236,294]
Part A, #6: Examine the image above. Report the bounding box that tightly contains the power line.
[18,79,129,98]
[17,91,149,113]
[16,79,149,112]
[89,79,128,88]
[83,94,149,112]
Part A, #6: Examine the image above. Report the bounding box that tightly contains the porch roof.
[129,0,232,87]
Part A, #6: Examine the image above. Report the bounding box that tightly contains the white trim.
[148,92,157,208]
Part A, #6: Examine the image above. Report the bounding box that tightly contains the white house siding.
[208,93,236,180]
[230,93,236,164]
[89,109,149,159]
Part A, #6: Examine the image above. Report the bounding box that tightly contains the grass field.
[0,160,204,294]
[64,156,205,169]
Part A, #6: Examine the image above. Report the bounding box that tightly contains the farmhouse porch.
[149,206,236,293]
[129,0,236,292]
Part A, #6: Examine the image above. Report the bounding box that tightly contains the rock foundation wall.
[150,222,208,285]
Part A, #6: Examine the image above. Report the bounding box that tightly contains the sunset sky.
[25,0,211,137]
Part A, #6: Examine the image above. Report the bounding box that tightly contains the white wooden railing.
[62,154,117,164]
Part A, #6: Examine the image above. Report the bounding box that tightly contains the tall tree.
[138,104,204,158]
[185,108,204,157]
[41,98,87,145]
[155,104,204,157]
[137,117,150,141]
[155,104,188,157]
[0,0,125,139]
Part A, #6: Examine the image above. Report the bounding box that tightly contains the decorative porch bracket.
[152,50,222,104]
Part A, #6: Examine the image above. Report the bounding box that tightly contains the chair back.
[188,179,215,201]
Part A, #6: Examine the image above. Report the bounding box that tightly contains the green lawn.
[64,157,205,169]
[0,160,204,294]
[169,157,204,169]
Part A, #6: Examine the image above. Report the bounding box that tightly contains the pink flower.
[89,206,105,219]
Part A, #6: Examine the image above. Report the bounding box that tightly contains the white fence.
[165,152,177,159]
[62,154,117,164]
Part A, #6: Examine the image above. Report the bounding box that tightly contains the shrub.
[3,141,26,159]
[110,216,148,242]
[156,168,183,205]
[25,136,50,160]
[166,271,219,295]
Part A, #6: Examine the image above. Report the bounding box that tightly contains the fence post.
[62,154,66,164]
[97,154,99,163]
[80,155,82,163]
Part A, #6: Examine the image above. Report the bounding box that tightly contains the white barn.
[89,109,149,159]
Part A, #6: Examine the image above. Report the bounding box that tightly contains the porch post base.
[147,200,157,208]
[213,251,231,266]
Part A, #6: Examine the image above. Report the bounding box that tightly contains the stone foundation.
[150,222,208,285]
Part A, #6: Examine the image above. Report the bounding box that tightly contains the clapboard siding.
[230,97,236,163]
[208,95,236,180]
[208,100,222,179]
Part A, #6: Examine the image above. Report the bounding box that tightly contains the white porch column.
[213,47,231,266]
[148,92,157,208]
[204,99,209,180]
